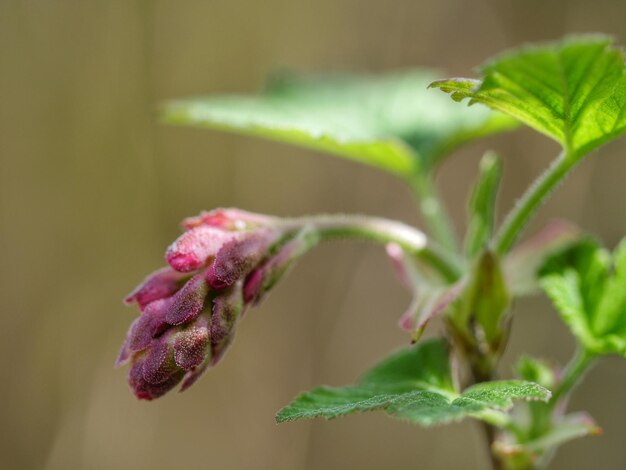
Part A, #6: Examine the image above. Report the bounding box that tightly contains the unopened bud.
[125,267,189,309]
[166,226,236,272]
[183,208,276,231]
[165,273,209,325]
[174,316,210,370]
[206,231,278,289]
[119,209,315,399]
[210,282,245,365]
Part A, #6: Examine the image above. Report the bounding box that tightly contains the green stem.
[549,348,594,408]
[410,171,460,254]
[494,152,580,254]
[283,214,462,282]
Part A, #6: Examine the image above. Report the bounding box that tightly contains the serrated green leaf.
[162,70,517,178]
[276,339,550,426]
[539,238,626,356]
[431,35,626,159]
[460,380,549,409]
[359,335,454,393]
[465,152,503,257]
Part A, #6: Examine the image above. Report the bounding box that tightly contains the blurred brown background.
[1,1,625,469]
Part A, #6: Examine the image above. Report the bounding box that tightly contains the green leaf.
[594,238,626,336]
[456,250,510,346]
[494,412,601,465]
[276,339,549,426]
[430,35,626,159]
[162,70,517,178]
[539,238,626,355]
[458,380,549,409]
[465,151,503,257]
[524,413,602,453]
[515,355,556,390]
[358,337,454,393]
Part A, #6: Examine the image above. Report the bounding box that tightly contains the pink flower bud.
[128,298,172,350]
[206,231,278,289]
[182,208,275,231]
[142,334,178,384]
[242,269,264,304]
[129,356,186,401]
[173,316,210,370]
[125,267,189,309]
[116,298,174,367]
[165,273,210,325]
[166,226,236,272]
[210,282,244,366]
[118,209,315,399]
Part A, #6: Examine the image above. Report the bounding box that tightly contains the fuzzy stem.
[410,172,460,254]
[481,422,504,470]
[550,348,595,408]
[281,214,463,282]
[494,152,580,254]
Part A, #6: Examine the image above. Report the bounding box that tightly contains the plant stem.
[283,214,463,282]
[549,348,594,408]
[410,171,460,254]
[480,422,504,470]
[494,152,580,254]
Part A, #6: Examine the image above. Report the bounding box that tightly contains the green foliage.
[465,151,502,257]
[494,412,601,468]
[522,412,601,452]
[156,34,626,467]
[456,250,510,346]
[162,70,516,178]
[515,355,556,390]
[276,339,549,426]
[539,238,626,356]
[431,35,626,159]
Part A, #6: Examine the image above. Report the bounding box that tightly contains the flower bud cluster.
[117,209,317,400]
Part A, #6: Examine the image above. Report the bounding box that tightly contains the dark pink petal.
[165,274,209,326]
[129,359,185,401]
[142,337,177,384]
[243,269,264,304]
[115,335,132,367]
[206,231,277,289]
[210,282,244,366]
[166,226,236,272]
[173,316,210,370]
[125,267,188,308]
[183,208,275,231]
[127,298,172,352]
[129,359,152,400]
